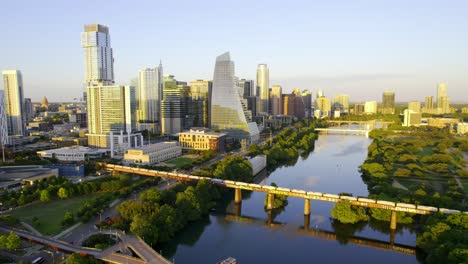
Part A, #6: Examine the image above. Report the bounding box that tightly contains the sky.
[0,0,467,102]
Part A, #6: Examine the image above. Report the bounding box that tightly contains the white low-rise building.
[248,155,267,176]
[457,122,468,135]
[124,142,182,165]
[37,146,107,161]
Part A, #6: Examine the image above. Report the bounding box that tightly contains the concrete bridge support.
[267,193,274,210]
[234,203,242,217]
[390,210,397,230]
[304,199,311,215]
[234,188,242,203]
[303,214,310,230]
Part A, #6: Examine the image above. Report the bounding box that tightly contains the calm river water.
[159,135,419,264]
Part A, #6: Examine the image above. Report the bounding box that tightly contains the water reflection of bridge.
[223,206,416,256]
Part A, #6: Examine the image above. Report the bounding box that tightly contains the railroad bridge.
[101,163,466,231]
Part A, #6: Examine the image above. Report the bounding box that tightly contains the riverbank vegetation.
[350,126,468,263]
[263,183,287,210]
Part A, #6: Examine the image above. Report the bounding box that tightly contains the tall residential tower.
[2,70,25,136]
[137,64,163,123]
[81,24,114,86]
[381,91,395,114]
[256,64,269,115]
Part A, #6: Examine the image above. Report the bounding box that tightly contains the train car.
[358,197,376,204]
[235,181,248,186]
[263,185,277,190]
[248,183,262,189]
[291,189,306,195]
[199,177,212,181]
[307,192,323,197]
[377,200,396,207]
[277,187,291,192]
[340,196,357,201]
[439,208,461,214]
[323,194,340,199]
[224,180,236,185]
[188,175,200,180]
[159,171,169,177]
[416,205,438,212]
[396,203,416,209]
[211,178,225,184]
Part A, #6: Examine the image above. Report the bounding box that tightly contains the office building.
[316,97,332,111]
[178,128,226,152]
[239,79,255,97]
[302,90,312,117]
[189,80,212,128]
[137,64,163,123]
[283,93,305,118]
[24,98,34,122]
[437,82,450,114]
[37,146,107,162]
[86,85,136,147]
[256,64,269,114]
[408,101,421,113]
[161,75,190,135]
[365,101,378,114]
[210,52,259,141]
[2,70,25,136]
[123,142,182,165]
[81,24,114,86]
[381,91,395,114]
[333,94,350,113]
[354,103,365,115]
[403,109,422,127]
[270,85,282,115]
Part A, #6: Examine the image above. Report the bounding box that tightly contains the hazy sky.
[1,0,467,102]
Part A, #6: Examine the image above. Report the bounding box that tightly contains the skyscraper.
[424,96,434,113]
[256,64,269,115]
[87,85,136,147]
[189,80,212,128]
[283,93,305,118]
[270,85,282,115]
[333,94,350,113]
[0,91,9,146]
[302,90,312,117]
[161,75,190,135]
[24,98,34,122]
[437,82,450,114]
[137,64,163,123]
[381,91,395,114]
[239,79,255,98]
[81,24,114,86]
[211,52,259,141]
[2,70,25,136]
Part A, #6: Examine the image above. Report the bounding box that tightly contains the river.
[159,134,419,264]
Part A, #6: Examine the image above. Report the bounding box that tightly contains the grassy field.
[10,195,96,235]
[165,156,193,168]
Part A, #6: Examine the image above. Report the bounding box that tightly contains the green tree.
[40,190,50,202]
[0,235,7,248]
[330,200,369,224]
[360,163,387,178]
[66,253,102,264]
[62,211,75,227]
[58,187,69,199]
[6,231,21,250]
[394,168,411,177]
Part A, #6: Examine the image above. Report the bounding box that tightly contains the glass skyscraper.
[2,70,25,136]
[381,91,395,114]
[256,64,269,115]
[211,52,259,141]
[137,64,163,122]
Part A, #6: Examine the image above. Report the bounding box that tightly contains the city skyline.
[0,0,467,102]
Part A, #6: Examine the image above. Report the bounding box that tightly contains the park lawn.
[166,156,193,168]
[10,195,96,236]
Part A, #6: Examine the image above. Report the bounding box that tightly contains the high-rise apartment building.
[2,70,25,136]
[211,52,259,141]
[381,91,395,114]
[0,91,9,146]
[333,94,350,113]
[81,24,114,86]
[437,82,450,114]
[256,64,269,115]
[189,80,212,128]
[137,64,163,123]
[408,101,421,113]
[354,103,365,115]
[424,96,434,113]
[270,85,282,115]
[87,85,136,147]
[316,97,331,111]
[283,93,305,118]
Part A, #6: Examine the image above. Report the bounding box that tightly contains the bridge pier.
[304,199,311,215]
[303,214,310,230]
[234,202,242,217]
[234,188,242,203]
[267,193,274,210]
[390,229,396,246]
[390,210,397,230]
